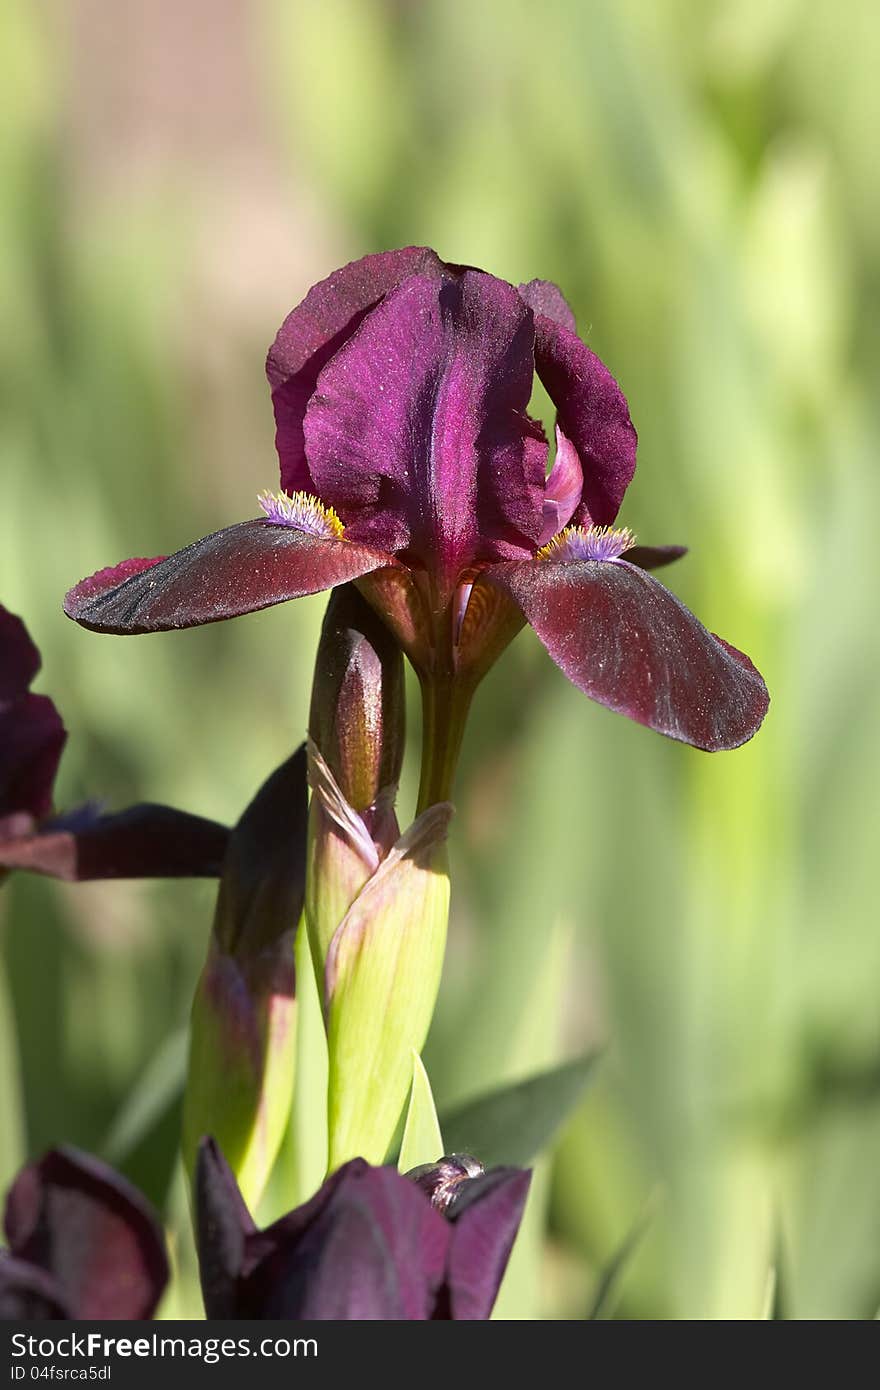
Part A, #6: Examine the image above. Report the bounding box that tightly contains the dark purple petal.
[4,1147,169,1320]
[0,803,229,881]
[518,278,577,333]
[0,1255,70,1319]
[532,315,637,527]
[194,1137,258,1320]
[0,607,41,702]
[490,559,769,751]
[624,544,688,571]
[267,247,443,495]
[0,607,66,821]
[304,270,546,588]
[0,694,66,822]
[64,520,391,634]
[439,1168,531,1320]
[240,1161,449,1320]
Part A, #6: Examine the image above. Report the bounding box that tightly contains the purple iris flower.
[64,249,768,803]
[0,1147,168,1319]
[0,603,228,881]
[195,1136,529,1320]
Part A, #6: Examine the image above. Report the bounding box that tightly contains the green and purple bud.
[182,747,307,1210]
[305,585,405,981]
[305,586,453,1167]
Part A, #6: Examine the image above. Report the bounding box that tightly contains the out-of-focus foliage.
[2,0,879,1319]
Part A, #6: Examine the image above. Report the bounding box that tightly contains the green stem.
[416,674,475,813]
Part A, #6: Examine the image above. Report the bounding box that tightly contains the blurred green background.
[2,0,879,1319]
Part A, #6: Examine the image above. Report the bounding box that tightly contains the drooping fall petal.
[531,313,637,527]
[64,520,391,634]
[489,558,769,751]
[267,246,443,496]
[3,1148,169,1320]
[0,803,228,881]
[304,270,546,588]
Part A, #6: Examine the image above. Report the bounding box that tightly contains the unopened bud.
[182,747,307,1209]
[306,586,405,980]
[308,585,404,813]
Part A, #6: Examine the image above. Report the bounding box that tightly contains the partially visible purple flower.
[0,1147,169,1320]
[195,1137,530,1320]
[0,603,228,882]
[64,248,768,776]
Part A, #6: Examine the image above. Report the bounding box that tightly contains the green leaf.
[398,1053,443,1172]
[439,1050,599,1169]
[587,1189,660,1319]
[103,1028,187,1164]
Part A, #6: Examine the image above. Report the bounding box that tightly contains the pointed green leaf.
[103,1028,187,1164]
[587,1189,660,1320]
[398,1053,443,1172]
[439,1051,599,1169]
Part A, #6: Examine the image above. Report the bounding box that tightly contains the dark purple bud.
[2,1147,169,1320]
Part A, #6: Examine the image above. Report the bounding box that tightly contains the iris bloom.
[0,603,228,882]
[195,1136,529,1320]
[65,248,768,808]
[0,1147,168,1319]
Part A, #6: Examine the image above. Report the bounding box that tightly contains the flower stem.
[416,674,474,813]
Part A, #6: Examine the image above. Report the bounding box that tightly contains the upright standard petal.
[0,606,41,702]
[531,314,637,527]
[64,520,391,634]
[518,277,577,333]
[0,607,66,821]
[4,1148,169,1320]
[267,247,443,495]
[489,559,769,751]
[0,693,65,822]
[304,270,546,590]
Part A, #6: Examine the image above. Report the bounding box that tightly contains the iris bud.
[182,748,307,1210]
[305,585,405,984]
